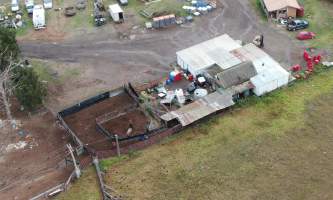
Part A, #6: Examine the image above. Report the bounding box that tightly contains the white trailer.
[33,5,45,30]
[108,4,124,23]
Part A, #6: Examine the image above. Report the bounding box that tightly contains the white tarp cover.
[176,34,242,76]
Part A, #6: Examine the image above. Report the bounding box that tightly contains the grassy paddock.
[55,167,101,200]
[250,0,268,21]
[299,0,333,51]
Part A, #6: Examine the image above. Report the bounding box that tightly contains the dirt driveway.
[19,0,301,112]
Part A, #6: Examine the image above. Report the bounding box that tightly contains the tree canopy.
[0,27,46,111]
[0,28,20,71]
[13,67,47,110]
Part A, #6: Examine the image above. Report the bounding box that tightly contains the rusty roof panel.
[160,91,235,126]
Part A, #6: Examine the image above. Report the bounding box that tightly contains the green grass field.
[55,167,101,200]
[299,0,333,52]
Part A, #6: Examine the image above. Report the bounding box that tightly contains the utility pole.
[66,144,81,178]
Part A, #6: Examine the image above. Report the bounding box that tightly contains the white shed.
[250,67,289,96]
[231,43,290,96]
[108,4,124,23]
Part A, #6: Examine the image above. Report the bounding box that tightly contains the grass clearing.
[55,167,101,200]
[299,0,333,51]
[31,59,81,86]
[31,60,56,83]
[250,0,268,21]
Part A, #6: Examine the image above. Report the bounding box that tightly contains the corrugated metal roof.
[176,34,242,73]
[215,61,257,89]
[231,43,287,74]
[263,0,301,12]
[160,91,235,126]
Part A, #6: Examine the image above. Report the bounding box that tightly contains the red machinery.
[291,64,302,72]
[313,55,322,65]
[303,50,322,73]
[303,50,311,61]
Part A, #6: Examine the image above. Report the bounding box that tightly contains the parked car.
[296,31,316,40]
[287,19,309,31]
[25,0,34,14]
[11,0,20,12]
[117,0,128,6]
[43,0,52,9]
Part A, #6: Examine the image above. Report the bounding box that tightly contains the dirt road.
[19,0,301,111]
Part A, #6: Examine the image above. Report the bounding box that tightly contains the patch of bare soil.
[0,100,72,200]
[101,109,149,139]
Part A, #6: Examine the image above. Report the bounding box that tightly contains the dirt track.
[19,0,301,111]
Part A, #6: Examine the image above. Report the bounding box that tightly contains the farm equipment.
[94,9,106,26]
[94,0,105,11]
[253,34,264,48]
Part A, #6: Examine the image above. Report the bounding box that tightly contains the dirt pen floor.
[0,100,73,200]
[63,92,136,150]
[101,109,149,139]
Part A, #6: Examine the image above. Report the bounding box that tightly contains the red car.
[296,31,316,40]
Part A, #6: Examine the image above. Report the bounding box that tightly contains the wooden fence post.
[115,134,120,157]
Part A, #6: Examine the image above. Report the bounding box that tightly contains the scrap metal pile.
[0,7,24,29]
[145,0,217,29]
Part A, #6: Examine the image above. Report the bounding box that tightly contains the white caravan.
[33,5,45,30]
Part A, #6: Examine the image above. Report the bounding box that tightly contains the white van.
[11,0,20,12]
[33,5,45,30]
[25,0,34,14]
[43,0,53,9]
